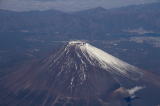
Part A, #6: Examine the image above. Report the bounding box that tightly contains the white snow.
[68,40,86,46]
[67,41,143,79]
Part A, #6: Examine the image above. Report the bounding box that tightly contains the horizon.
[0,0,159,12]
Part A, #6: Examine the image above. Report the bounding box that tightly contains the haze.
[0,0,158,12]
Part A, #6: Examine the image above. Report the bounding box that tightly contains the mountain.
[74,2,160,34]
[0,41,160,106]
[0,2,160,40]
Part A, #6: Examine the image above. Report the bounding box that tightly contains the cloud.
[0,0,158,12]
[127,86,145,96]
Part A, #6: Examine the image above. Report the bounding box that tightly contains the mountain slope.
[0,41,160,106]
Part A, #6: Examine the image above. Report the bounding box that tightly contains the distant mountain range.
[0,2,160,40]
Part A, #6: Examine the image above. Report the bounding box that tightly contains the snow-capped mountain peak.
[60,40,143,80]
[1,40,160,106]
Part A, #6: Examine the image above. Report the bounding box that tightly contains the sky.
[0,0,159,12]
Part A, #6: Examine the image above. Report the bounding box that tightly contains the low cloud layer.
[0,0,158,12]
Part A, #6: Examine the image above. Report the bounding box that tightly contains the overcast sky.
[0,0,159,12]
